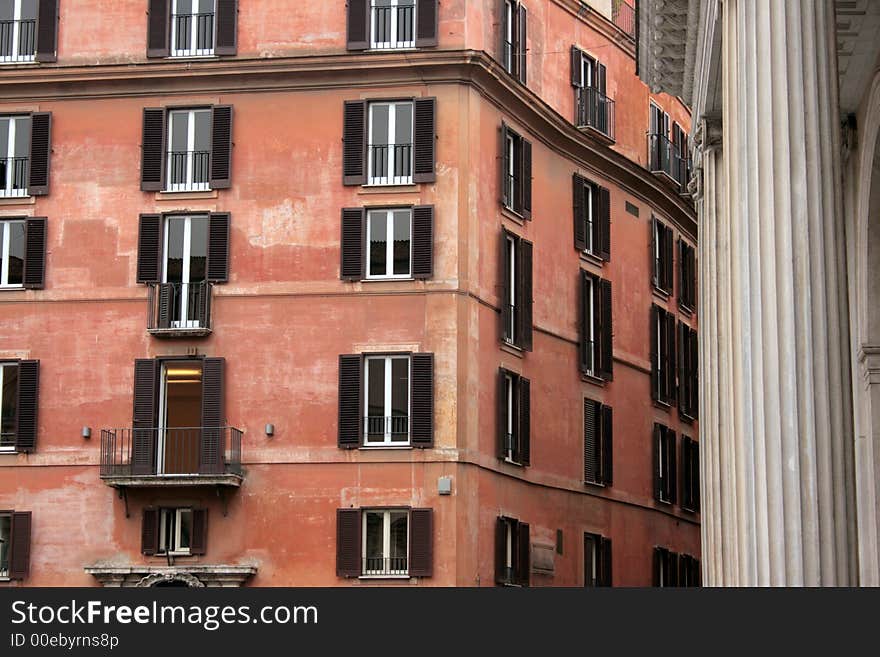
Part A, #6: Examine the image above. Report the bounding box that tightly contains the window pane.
[6,221,23,285]
[392,210,410,275]
[193,110,211,152]
[189,216,208,282]
[364,512,384,567]
[20,0,37,20]
[390,358,408,421]
[160,510,174,553]
[367,359,386,439]
[370,105,389,145]
[389,512,408,566]
[0,1,13,21]
[1,364,17,440]
[395,103,413,145]
[197,0,214,14]
[176,0,193,14]
[12,117,29,158]
[0,515,10,573]
[178,510,192,550]
[368,212,388,276]
[165,218,185,284]
[170,112,189,153]
[0,118,8,155]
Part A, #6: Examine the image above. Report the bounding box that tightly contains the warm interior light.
[166,368,202,377]
[167,379,202,384]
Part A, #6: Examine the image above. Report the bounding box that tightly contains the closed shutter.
[666,312,677,404]
[207,213,231,282]
[499,230,511,343]
[157,284,172,329]
[517,521,530,586]
[500,123,510,208]
[411,205,434,278]
[521,139,532,219]
[214,0,238,55]
[518,376,530,466]
[340,208,365,280]
[338,355,362,449]
[413,98,436,183]
[35,0,59,62]
[517,3,527,85]
[415,0,439,47]
[653,547,663,586]
[132,359,158,475]
[584,533,596,586]
[570,46,582,86]
[599,536,612,587]
[408,508,433,576]
[669,551,680,586]
[650,305,659,400]
[346,0,369,50]
[15,361,39,453]
[191,508,208,555]
[9,511,32,579]
[583,398,598,484]
[141,508,159,556]
[140,108,166,191]
[573,174,586,251]
[497,369,508,459]
[652,424,662,502]
[199,358,225,475]
[336,508,362,577]
[23,218,47,289]
[146,0,170,57]
[601,404,613,485]
[519,239,533,351]
[210,105,233,189]
[495,517,507,584]
[598,278,613,380]
[342,101,367,185]
[410,353,434,448]
[668,431,678,504]
[28,112,51,196]
[137,214,162,283]
[597,186,611,261]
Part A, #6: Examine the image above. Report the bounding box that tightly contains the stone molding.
[84,565,257,587]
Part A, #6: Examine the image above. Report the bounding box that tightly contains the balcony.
[612,0,636,41]
[648,133,691,193]
[171,11,215,57]
[575,86,616,143]
[368,143,413,185]
[362,556,408,577]
[0,156,28,197]
[165,150,210,192]
[0,18,35,63]
[370,2,415,49]
[147,281,213,338]
[364,415,409,444]
[100,426,242,488]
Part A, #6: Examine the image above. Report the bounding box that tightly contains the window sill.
[651,286,672,302]
[167,55,220,61]
[0,195,34,206]
[678,302,695,317]
[584,480,607,488]
[0,577,10,583]
[653,399,673,412]
[0,286,25,292]
[358,574,411,580]
[358,184,419,195]
[579,250,605,267]
[155,189,218,201]
[359,445,413,450]
[502,457,524,468]
[366,47,418,52]
[360,277,415,283]
[580,371,607,387]
[501,205,526,225]
[500,341,524,359]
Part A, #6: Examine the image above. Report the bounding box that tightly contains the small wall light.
[438,476,452,496]
[265,423,275,437]
[82,426,91,439]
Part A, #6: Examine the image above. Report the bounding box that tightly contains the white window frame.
[0,116,28,198]
[0,512,10,578]
[0,0,35,64]
[370,0,416,50]
[0,219,24,288]
[158,508,193,555]
[579,51,593,89]
[657,428,670,503]
[505,133,516,210]
[361,509,409,577]
[505,234,516,344]
[165,109,211,193]
[367,102,413,186]
[162,215,207,328]
[584,276,596,376]
[504,372,516,463]
[583,182,594,254]
[0,363,17,452]
[504,0,515,72]
[363,355,411,446]
[156,360,202,476]
[170,0,216,58]
[365,208,412,279]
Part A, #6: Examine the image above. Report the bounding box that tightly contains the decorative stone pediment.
[84,564,257,587]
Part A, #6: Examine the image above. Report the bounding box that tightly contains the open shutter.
[499,230,511,343]
[132,359,158,475]
[519,238,533,351]
[668,431,677,504]
[667,312,677,404]
[650,305,659,400]
[137,214,162,283]
[664,225,674,293]
[495,517,507,584]
[571,46,582,86]
[518,376,530,466]
[191,508,208,555]
[583,398,597,484]
[28,112,51,196]
[338,355,363,449]
[343,101,367,185]
[214,0,238,55]
[415,0,438,47]
[346,0,369,50]
[210,105,233,189]
[681,437,692,510]
[141,508,159,556]
[199,357,225,475]
[140,108,166,191]
[409,509,433,577]
[573,174,586,251]
[600,537,612,586]
[156,284,172,328]
[691,328,699,417]
[517,521,530,586]
[8,512,32,579]
[598,278,613,380]
[146,0,170,57]
[35,0,59,62]
[693,440,701,511]
[410,353,434,448]
[652,424,662,502]
[578,271,590,373]
[23,218,47,289]
[207,213,231,282]
[15,361,39,453]
[517,3,527,85]
[340,208,365,281]
[650,218,658,287]
[602,404,613,486]
[653,547,663,586]
[497,369,508,459]
[500,123,510,208]
[411,205,434,278]
[336,508,362,577]
[413,97,436,183]
[521,139,532,219]
[597,186,611,260]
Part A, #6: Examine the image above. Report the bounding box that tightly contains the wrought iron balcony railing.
[147,281,212,336]
[368,143,413,185]
[648,133,690,193]
[575,86,616,141]
[171,12,215,56]
[612,0,636,40]
[362,556,408,576]
[0,19,35,63]
[370,3,415,49]
[0,157,28,197]
[0,432,14,450]
[364,415,410,442]
[166,150,210,192]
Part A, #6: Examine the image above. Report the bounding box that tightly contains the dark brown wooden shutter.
[650,305,659,400]
[678,239,686,307]
[147,0,170,57]
[598,278,613,380]
[517,521,530,586]
[137,214,162,283]
[157,284,171,328]
[602,404,613,485]
[413,97,436,183]
[666,312,677,404]
[340,208,365,280]
[343,100,367,185]
[652,424,662,502]
[15,361,39,453]
[200,357,225,475]
[210,105,233,189]
[573,174,586,251]
[191,508,208,555]
[346,0,369,50]
[571,46,581,86]
[497,369,508,459]
[578,270,590,373]
[410,353,434,448]
[23,218,47,289]
[599,536,612,586]
[519,238,533,351]
[132,359,158,475]
[141,507,159,556]
[411,205,433,278]
[518,376,530,466]
[9,511,32,579]
[35,0,59,62]
[681,436,692,510]
[583,398,597,483]
[664,225,674,292]
[668,430,678,504]
[678,322,689,417]
[409,508,433,576]
[336,508,361,577]
[338,355,362,449]
[495,517,507,584]
[693,440,701,512]
[597,186,611,260]
[499,230,511,343]
[500,123,510,208]
[207,213,231,282]
[669,551,680,586]
[650,218,658,287]
[517,3,527,85]
[653,547,663,586]
[415,0,439,47]
[214,0,238,55]
[691,328,699,417]
[140,108,166,191]
[28,112,51,196]
[521,138,532,219]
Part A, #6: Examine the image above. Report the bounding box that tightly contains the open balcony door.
[158,361,203,475]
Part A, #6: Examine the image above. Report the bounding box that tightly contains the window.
[367,208,411,278]
[166,108,211,192]
[654,547,700,587]
[583,398,612,486]
[171,0,216,57]
[571,46,613,139]
[0,360,38,453]
[572,174,610,260]
[648,102,671,173]
[0,115,29,198]
[363,509,409,575]
[653,423,677,504]
[500,123,532,218]
[498,368,530,466]
[579,271,612,379]
[0,362,18,451]
[370,0,415,49]
[495,516,529,586]
[501,0,527,84]
[159,508,193,555]
[0,511,30,579]
[0,0,36,63]
[0,219,23,288]
[340,205,433,281]
[336,507,433,578]
[679,238,696,311]
[338,353,434,449]
[583,532,612,587]
[142,507,207,556]
[681,436,700,513]
[500,229,533,350]
[671,122,691,191]
[147,0,236,58]
[652,217,674,294]
[162,215,208,327]
[678,553,701,586]
[347,0,437,51]
[368,101,413,186]
[678,322,698,419]
[651,304,676,405]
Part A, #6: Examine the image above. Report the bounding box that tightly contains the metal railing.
[582,338,595,376]
[370,3,415,49]
[100,426,242,478]
[612,0,636,40]
[148,281,212,332]
[171,12,215,56]
[362,556,408,576]
[575,86,616,140]
[364,415,409,442]
[648,134,689,192]
[504,431,515,455]
[166,150,210,192]
[368,143,412,185]
[502,40,514,73]
[0,157,28,197]
[503,303,516,344]
[0,19,35,63]
[0,432,14,450]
